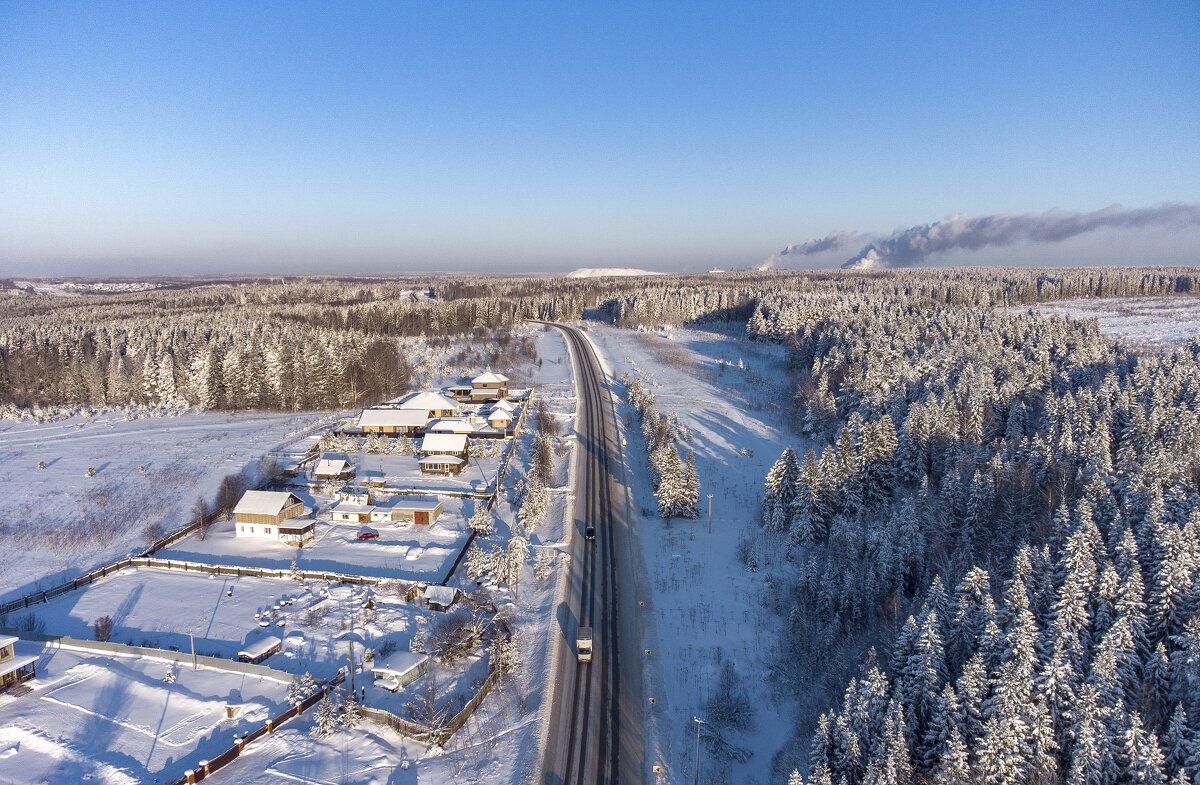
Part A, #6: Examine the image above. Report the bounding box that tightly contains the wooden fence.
[166,671,345,785]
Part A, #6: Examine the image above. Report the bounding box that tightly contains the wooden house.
[418,455,465,475]
[313,454,355,481]
[446,384,473,401]
[0,635,36,691]
[233,491,311,543]
[471,372,509,402]
[424,585,462,612]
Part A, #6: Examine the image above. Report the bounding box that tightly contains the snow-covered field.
[1029,295,1200,347]
[587,323,803,784]
[159,495,475,582]
[0,410,332,603]
[0,643,290,784]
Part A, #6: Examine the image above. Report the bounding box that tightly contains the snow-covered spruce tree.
[311,693,340,738]
[762,447,800,532]
[339,690,362,729]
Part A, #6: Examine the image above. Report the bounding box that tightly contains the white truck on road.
[576,626,593,663]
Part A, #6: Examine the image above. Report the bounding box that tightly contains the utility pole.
[189,629,197,672]
[693,716,705,785]
[348,639,356,693]
[707,494,713,535]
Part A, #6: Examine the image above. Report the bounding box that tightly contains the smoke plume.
[841,204,1200,269]
[761,231,862,269]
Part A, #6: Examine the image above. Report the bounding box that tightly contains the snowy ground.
[0,642,290,785]
[195,326,579,785]
[0,409,333,603]
[158,493,476,582]
[587,323,804,784]
[309,451,505,496]
[1028,295,1200,348]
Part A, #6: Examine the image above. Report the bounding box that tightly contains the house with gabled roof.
[397,391,459,419]
[313,454,355,481]
[233,491,314,545]
[471,372,509,401]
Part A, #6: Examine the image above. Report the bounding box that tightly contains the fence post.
[185,770,195,785]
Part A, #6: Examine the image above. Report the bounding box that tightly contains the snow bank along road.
[538,322,646,785]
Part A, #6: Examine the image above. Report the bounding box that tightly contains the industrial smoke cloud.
[839,204,1200,269]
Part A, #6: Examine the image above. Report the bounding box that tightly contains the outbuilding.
[359,407,428,436]
[419,455,465,476]
[237,635,282,664]
[313,454,355,481]
[372,650,430,692]
[424,585,462,612]
[371,496,443,525]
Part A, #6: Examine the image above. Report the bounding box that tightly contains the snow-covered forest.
[748,280,1200,784]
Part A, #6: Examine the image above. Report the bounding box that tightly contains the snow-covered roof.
[490,398,515,412]
[473,372,509,385]
[397,391,459,412]
[314,458,351,475]
[377,495,442,512]
[424,585,460,606]
[420,432,468,453]
[359,408,428,428]
[447,384,472,391]
[277,517,314,533]
[234,491,302,517]
[488,410,512,422]
[0,634,17,649]
[373,650,428,677]
[418,455,464,466]
[426,418,476,433]
[237,635,282,659]
[331,502,375,515]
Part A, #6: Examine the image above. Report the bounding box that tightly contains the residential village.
[0,368,548,785]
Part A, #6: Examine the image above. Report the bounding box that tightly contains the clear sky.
[1,1,1198,275]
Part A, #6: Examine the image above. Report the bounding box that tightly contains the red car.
[356,530,379,541]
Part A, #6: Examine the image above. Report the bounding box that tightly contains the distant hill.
[565,267,662,279]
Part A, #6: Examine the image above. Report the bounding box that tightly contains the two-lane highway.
[538,322,645,785]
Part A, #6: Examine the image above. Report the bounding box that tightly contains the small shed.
[277,518,315,546]
[372,651,430,692]
[313,454,355,481]
[424,585,462,612]
[237,635,282,664]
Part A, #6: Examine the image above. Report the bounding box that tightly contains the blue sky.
[1,2,1197,275]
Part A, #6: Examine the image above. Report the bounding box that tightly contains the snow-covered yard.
[312,450,505,496]
[158,493,477,582]
[587,323,804,784]
[0,643,290,785]
[0,409,333,603]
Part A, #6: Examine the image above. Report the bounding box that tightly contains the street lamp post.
[693,716,705,785]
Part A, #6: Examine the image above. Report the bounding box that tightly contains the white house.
[330,502,375,523]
